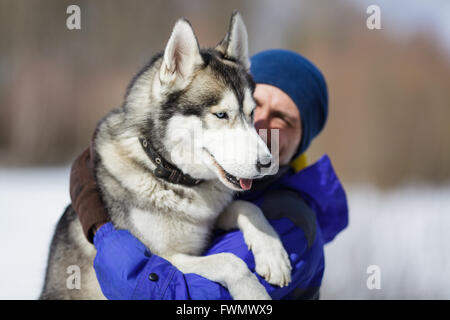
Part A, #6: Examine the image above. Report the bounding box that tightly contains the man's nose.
[254,119,267,131]
[254,123,271,150]
[253,108,269,131]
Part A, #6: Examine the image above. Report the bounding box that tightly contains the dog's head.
[125,11,273,191]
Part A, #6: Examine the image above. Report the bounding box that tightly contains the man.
[70,49,348,299]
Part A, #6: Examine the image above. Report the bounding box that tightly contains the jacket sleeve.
[93,205,324,300]
[186,190,325,300]
[93,222,191,300]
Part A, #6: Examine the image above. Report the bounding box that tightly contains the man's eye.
[276,117,291,127]
[214,112,228,119]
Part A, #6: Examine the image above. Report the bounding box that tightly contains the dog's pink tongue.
[239,178,253,190]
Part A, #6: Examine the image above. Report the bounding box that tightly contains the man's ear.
[160,19,203,90]
[216,11,250,70]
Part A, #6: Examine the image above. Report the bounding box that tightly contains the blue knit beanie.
[250,49,328,157]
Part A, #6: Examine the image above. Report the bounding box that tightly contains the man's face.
[253,84,302,165]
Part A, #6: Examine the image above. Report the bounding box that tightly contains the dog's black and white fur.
[40,11,291,300]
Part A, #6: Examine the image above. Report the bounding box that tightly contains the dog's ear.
[160,19,203,90]
[216,11,250,70]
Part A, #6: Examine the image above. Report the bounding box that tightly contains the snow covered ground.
[0,167,72,300]
[0,167,449,300]
[321,184,450,299]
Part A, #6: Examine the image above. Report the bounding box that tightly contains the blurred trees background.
[1,0,449,189]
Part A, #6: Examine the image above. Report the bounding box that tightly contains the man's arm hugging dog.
[40,11,291,300]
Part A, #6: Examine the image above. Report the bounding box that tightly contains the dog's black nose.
[256,160,271,172]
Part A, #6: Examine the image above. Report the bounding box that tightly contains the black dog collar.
[139,137,203,187]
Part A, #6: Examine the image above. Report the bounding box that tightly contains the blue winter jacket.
[93,154,348,300]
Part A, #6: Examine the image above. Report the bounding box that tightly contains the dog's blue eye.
[214,112,228,119]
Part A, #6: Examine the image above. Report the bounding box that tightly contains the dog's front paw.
[228,272,272,300]
[248,234,292,288]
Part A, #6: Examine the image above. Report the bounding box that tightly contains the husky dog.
[40,12,291,300]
